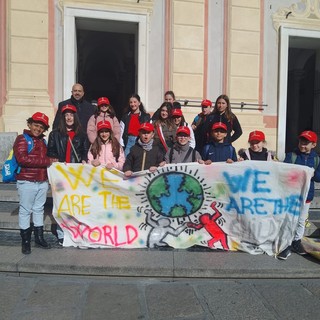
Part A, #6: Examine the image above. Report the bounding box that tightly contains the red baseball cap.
[97,97,110,106]
[212,122,227,131]
[201,99,212,107]
[31,112,49,127]
[97,120,112,131]
[172,109,183,117]
[176,126,190,136]
[299,130,318,143]
[139,122,154,132]
[248,130,265,142]
[61,104,77,114]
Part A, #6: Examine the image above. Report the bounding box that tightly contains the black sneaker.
[58,238,64,246]
[277,247,291,260]
[291,240,307,255]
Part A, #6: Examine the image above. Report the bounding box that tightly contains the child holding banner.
[202,122,237,164]
[277,130,320,260]
[164,126,203,164]
[123,122,165,176]
[47,104,90,245]
[88,120,125,170]
[238,130,275,161]
[13,112,57,254]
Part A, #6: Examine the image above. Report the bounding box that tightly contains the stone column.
[1,0,54,133]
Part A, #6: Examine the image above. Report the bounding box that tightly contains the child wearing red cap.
[172,108,196,149]
[123,123,165,176]
[47,104,90,245]
[164,126,202,164]
[202,122,237,163]
[153,102,177,153]
[87,97,121,144]
[238,130,275,161]
[191,99,213,153]
[277,130,320,260]
[13,113,58,254]
[88,120,125,170]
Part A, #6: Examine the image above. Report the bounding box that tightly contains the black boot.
[20,228,32,254]
[34,226,51,249]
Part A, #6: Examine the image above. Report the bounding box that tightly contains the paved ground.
[1,273,320,320]
[1,184,320,319]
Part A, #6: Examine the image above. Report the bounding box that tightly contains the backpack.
[2,133,34,183]
[290,152,320,170]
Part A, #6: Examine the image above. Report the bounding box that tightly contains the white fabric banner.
[47,161,314,255]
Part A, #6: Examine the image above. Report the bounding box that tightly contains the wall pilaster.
[1,0,54,133]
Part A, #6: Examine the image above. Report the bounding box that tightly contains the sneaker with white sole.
[291,240,307,255]
[277,247,291,260]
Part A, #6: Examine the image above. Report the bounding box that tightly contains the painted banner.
[47,161,314,256]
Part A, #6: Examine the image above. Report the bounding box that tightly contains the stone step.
[0,199,56,232]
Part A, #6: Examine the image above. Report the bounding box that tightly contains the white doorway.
[278,27,320,158]
[63,6,149,107]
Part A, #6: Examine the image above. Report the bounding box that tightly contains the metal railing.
[177,99,267,111]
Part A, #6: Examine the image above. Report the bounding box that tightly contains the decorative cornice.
[273,0,320,31]
[57,0,154,26]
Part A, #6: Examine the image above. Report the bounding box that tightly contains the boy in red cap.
[172,108,196,149]
[13,113,58,254]
[238,130,275,161]
[123,123,165,176]
[277,130,320,260]
[202,122,237,164]
[164,126,203,164]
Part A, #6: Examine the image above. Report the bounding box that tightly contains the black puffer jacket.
[47,130,90,163]
[52,96,95,132]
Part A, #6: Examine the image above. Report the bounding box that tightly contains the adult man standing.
[53,83,95,132]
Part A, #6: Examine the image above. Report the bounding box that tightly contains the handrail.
[177,99,267,111]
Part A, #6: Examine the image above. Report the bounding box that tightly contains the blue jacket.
[284,149,320,201]
[202,142,237,162]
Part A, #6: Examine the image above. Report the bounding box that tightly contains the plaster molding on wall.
[273,0,320,31]
[60,0,154,14]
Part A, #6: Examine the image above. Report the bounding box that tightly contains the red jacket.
[13,129,51,182]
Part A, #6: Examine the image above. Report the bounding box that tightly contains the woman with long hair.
[204,94,242,145]
[120,93,150,156]
[153,102,177,153]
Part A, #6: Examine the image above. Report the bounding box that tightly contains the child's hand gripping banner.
[47,161,314,256]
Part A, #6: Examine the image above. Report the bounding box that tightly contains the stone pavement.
[0,229,320,278]
[1,273,320,320]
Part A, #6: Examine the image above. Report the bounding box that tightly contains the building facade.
[1,0,320,158]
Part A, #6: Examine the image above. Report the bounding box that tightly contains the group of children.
[12,92,320,261]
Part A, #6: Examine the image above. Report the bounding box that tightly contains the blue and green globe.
[146,172,204,217]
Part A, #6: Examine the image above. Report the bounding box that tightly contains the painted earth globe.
[146,172,204,217]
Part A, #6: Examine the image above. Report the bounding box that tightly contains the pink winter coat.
[87,142,125,171]
[87,113,121,144]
